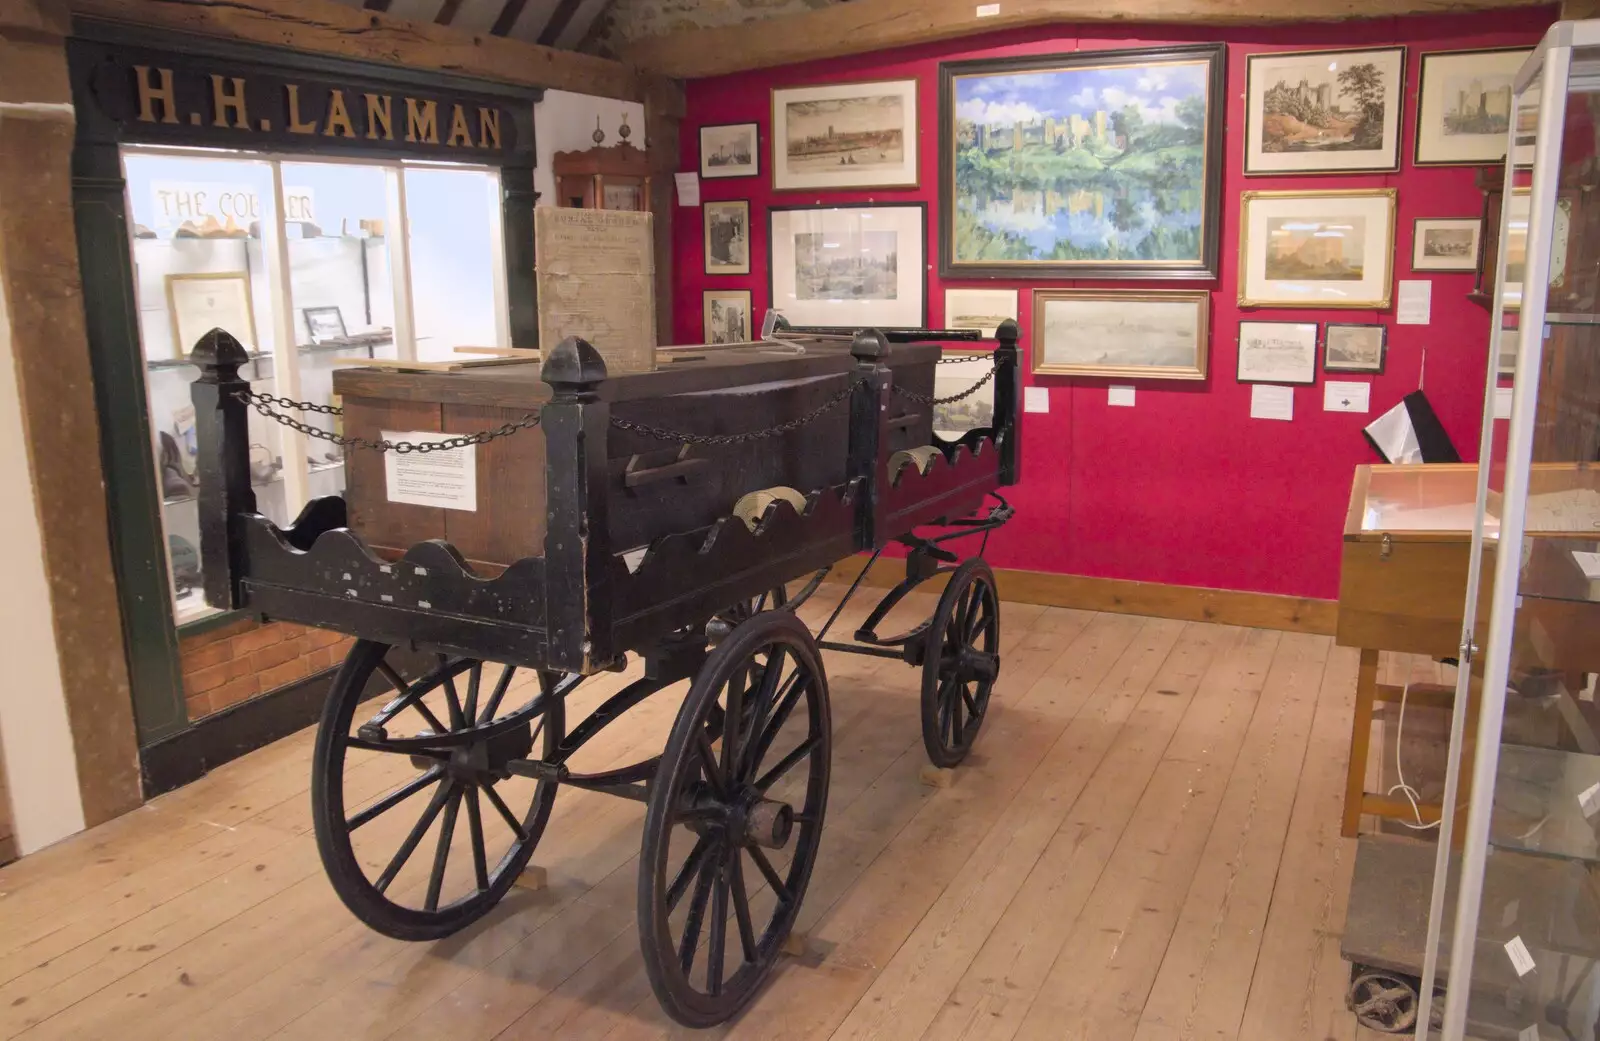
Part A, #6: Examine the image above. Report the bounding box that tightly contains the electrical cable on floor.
[1387,681,1443,831]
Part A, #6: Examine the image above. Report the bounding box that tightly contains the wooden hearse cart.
[187,318,1021,1026]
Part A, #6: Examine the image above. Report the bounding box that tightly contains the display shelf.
[1491,745,1600,863]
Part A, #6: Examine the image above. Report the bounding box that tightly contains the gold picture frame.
[164,271,258,360]
[1237,188,1397,309]
[703,290,753,345]
[1031,289,1210,381]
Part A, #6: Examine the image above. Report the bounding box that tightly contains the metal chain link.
[893,359,998,406]
[236,390,539,454]
[609,381,859,445]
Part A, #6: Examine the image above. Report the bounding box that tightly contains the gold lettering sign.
[478,108,501,151]
[210,75,249,129]
[285,83,318,134]
[446,104,473,147]
[364,93,393,141]
[405,98,438,144]
[324,89,356,138]
[134,65,179,124]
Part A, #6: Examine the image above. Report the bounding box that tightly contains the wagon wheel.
[312,640,565,941]
[638,610,831,1027]
[1348,970,1420,1033]
[921,558,1001,768]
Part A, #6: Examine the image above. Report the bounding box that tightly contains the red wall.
[674,10,1555,600]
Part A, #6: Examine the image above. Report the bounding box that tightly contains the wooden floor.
[0,585,1393,1041]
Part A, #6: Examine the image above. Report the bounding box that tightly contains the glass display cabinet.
[1404,21,1600,1041]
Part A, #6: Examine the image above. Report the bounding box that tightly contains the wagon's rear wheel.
[639,610,831,1027]
[921,558,1000,768]
[312,641,565,940]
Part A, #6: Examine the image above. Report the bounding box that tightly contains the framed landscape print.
[1238,189,1397,308]
[1324,322,1387,374]
[1243,47,1405,175]
[700,122,759,179]
[932,349,996,438]
[768,203,926,329]
[771,79,918,191]
[939,44,1226,280]
[1411,217,1481,272]
[1414,48,1533,166]
[704,290,753,344]
[943,288,1018,338]
[704,200,751,275]
[1031,289,1209,381]
[1237,321,1318,384]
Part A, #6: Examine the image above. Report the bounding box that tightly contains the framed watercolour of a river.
[938,44,1225,280]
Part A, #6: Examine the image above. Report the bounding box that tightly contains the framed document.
[165,272,257,359]
[768,203,926,329]
[1237,320,1319,384]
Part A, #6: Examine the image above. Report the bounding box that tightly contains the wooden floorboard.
[0,587,1379,1041]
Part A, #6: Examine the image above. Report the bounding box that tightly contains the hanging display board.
[535,208,656,373]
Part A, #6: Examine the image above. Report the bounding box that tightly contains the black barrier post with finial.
[992,318,1021,486]
[189,328,258,611]
[848,329,892,549]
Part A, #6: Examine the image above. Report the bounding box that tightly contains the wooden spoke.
[465,787,489,892]
[374,779,454,894]
[746,672,806,780]
[678,852,717,974]
[720,659,745,781]
[938,676,959,746]
[440,656,467,730]
[695,729,728,800]
[478,664,517,723]
[347,767,443,831]
[424,786,463,911]
[375,660,408,693]
[707,858,729,995]
[754,735,819,792]
[667,833,716,911]
[462,663,482,724]
[481,781,530,843]
[730,848,758,963]
[364,669,449,737]
[962,684,981,717]
[966,594,990,641]
[740,646,791,779]
[346,738,449,760]
[747,846,791,906]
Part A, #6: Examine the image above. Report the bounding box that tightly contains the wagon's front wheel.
[312,641,566,941]
[921,558,1000,768]
[639,610,831,1027]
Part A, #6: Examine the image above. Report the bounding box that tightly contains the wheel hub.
[407,722,534,784]
[743,798,795,850]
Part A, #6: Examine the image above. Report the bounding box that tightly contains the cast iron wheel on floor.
[311,641,565,941]
[1348,970,1421,1033]
[921,558,1001,768]
[638,609,832,1027]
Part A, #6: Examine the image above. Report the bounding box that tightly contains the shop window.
[122,148,508,625]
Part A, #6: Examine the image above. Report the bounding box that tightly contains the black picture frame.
[767,201,929,330]
[302,305,347,344]
[700,121,761,179]
[937,43,1227,281]
[1323,322,1388,375]
[703,199,752,276]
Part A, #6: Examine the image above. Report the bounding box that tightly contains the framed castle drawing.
[938,44,1225,280]
[1414,48,1533,166]
[771,80,919,191]
[768,203,927,329]
[1238,189,1396,309]
[1244,47,1405,175]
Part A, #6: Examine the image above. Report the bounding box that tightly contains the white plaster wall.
[0,189,88,854]
[533,89,647,207]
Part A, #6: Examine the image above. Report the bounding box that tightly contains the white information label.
[1397,279,1432,325]
[1580,782,1600,819]
[673,171,700,207]
[1495,386,1515,419]
[1323,381,1371,413]
[1108,385,1135,407]
[382,431,478,511]
[1505,935,1536,977]
[1250,383,1294,421]
[976,3,1001,14]
[1520,1025,1543,1041]
[1583,673,1597,704]
[1024,386,1050,413]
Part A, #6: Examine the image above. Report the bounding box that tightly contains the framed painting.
[768,203,927,330]
[1031,289,1209,380]
[1243,47,1405,175]
[165,271,257,359]
[771,79,919,191]
[703,290,753,345]
[932,348,996,438]
[1411,217,1481,272]
[1238,189,1396,308]
[1323,322,1387,374]
[939,44,1226,280]
[1237,320,1318,385]
[1414,48,1533,166]
[943,288,1018,338]
[704,200,751,276]
[700,122,760,179]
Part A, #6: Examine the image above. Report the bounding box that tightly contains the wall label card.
[976,2,1001,13]
[383,432,477,511]
[1580,781,1600,819]
[1108,385,1135,407]
[1520,1025,1543,1041]
[674,171,700,207]
[1324,381,1371,413]
[1250,383,1294,421]
[1023,386,1050,413]
[1504,936,1536,977]
[1397,279,1432,325]
[1495,386,1515,419]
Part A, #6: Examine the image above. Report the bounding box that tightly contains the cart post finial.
[847,329,892,548]
[993,319,1021,486]
[541,336,608,392]
[190,328,258,612]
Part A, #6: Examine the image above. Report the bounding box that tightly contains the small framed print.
[303,305,347,344]
[943,288,1019,338]
[1244,47,1406,176]
[700,122,760,179]
[1414,48,1534,166]
[932,348,996,439]
[704,200,750,276]
[1238,189,1396,308]
[768,202,927,329]
[704,290,752,345]
[1411,217,1481,272]
[1237,320,1318,384]
[1324,322,1387,374]
[772,79,919,191]
[165,272,257,359]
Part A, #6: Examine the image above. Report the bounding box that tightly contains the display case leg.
[919,764,957,789]
[513,864,548,892]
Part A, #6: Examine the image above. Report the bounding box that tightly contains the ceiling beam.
[69,0,645,101]
[434,0,466,25]
[489,0,530,35]
[619,0,1554,79]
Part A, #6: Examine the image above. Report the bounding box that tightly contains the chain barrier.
[609,382,859,446]
[236,390,539,454]
[892,360,998,406]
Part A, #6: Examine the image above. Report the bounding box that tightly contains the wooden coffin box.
[332,341,940,572]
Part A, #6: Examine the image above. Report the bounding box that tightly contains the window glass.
[404,165,505,359]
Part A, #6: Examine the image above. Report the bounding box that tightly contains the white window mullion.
[487,171,510,349]
[264,160,309,515]
[386,167,417,360]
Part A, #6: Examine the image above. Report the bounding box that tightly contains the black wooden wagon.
[187,318,1021,1026]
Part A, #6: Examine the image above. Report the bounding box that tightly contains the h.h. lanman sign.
[69,31,537,166]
